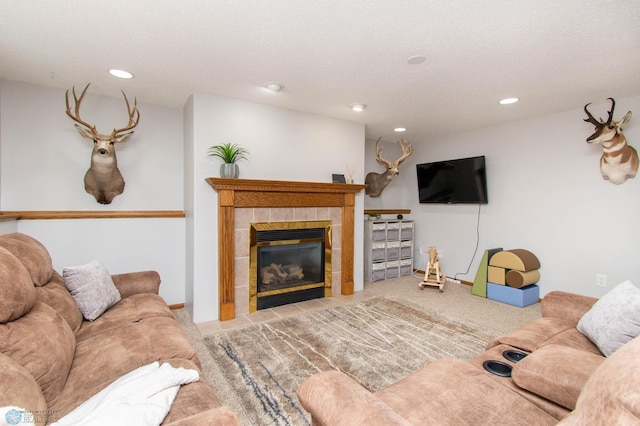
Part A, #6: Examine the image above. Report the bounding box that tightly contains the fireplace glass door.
[250,221,332,311]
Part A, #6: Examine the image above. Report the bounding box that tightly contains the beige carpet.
[173,278,542,425]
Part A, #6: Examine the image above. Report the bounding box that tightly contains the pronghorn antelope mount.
[365,137,413,197]
[583,98,636,185]
[65,83,140,204]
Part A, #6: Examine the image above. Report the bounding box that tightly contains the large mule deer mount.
[584,98,636,185]
[365,137,413,197]
[65,83,140,204]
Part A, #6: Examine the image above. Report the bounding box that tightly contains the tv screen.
[416,156,488,204]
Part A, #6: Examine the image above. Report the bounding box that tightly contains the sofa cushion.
[486,317,576,352]
[63,260,121,321]
[0,352,48,426]
[577,280,640,357]
[35,271,83,333]
[51,361,199,426]
[74,293,175,343]
[0,302,76,407]
[0,247,36,323]
[51,316,200,418]
[558,336,640,425]
[376,358,557,425]
[539,328,601,356]
[512,344,604,410]
[0,233,53,287]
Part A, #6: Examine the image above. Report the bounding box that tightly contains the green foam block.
[471,248,503,297]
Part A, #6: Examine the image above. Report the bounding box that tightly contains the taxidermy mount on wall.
[584,98,636,185]
[365,137,413,197]
[65,83,140,204]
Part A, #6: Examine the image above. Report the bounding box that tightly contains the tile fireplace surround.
[206,178,365,321]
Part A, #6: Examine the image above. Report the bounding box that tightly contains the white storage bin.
[371,262,386,281]
[386,260,399,278]
[400,240,412,259]
[386,241,400,260]
[386,222,400,241]
[371,242,385,262]
[400,258,412,276]
[401,221,413,240]
[372,222,387,241]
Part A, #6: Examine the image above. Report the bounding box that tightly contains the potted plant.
[207,142,250,178]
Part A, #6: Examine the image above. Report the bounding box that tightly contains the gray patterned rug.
[202,296,493,425]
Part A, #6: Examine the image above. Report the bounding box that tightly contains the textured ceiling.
[1,0,639,143]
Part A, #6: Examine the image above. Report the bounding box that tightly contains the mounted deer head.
[584,98,636,185]
[65,83,140,204]
[365,137,413,197]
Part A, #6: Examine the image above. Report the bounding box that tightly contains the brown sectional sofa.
[297,288,640,425]
[0,232,239,425]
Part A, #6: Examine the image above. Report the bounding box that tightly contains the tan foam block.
[487,266,506,285]
[489,249,540,272]
[506,269,540,288]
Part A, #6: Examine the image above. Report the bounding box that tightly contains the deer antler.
[65,83,98,135]
[393,138,413,166]
[605,97,616,125]
[584,98,617,128]
[110,91,140,138]
[583,103,601,127]
[374,137,392,168]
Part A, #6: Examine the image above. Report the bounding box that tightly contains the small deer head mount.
[365,137,413,197]
[584,98,637,185]
[65,83,140,204]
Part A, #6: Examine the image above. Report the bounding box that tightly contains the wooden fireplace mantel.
[206,178,366,321]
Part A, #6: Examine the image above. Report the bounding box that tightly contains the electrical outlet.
[596,273,607,288]
[417,245,424,255]
[437,250,443,259]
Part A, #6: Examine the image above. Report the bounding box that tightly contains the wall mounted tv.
[416,155,488,204]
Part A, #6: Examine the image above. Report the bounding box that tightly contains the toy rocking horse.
[419,247,445,292]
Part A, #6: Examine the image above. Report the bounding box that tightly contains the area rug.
[202,296,494,425]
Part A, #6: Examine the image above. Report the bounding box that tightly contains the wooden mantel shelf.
[206,178,366,194]
[206,178,366,321]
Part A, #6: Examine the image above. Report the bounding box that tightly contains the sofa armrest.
[512,344,604,410]
[297,370,410,426]
[111,270,161,298]
[541,291,598,325]
[163,406,240,425]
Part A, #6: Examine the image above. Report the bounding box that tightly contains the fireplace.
[250,221,331,311]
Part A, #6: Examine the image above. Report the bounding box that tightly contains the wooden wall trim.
[1,210,186,220]
[364,209,411,215]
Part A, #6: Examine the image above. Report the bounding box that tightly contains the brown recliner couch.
[297,289,640,425]
[0,232,239,425]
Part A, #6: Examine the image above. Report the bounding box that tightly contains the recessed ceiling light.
[109,69,134,79]
[394,127,407,133]
[499,97,519,105]
[264,82,283,92]
[351,104,366,112]
[407,55,426,65]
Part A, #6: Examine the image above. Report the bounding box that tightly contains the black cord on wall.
[454,203,482,281]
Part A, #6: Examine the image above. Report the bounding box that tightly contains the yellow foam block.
[489,249,540,272]
[487,266,506,285]
[506,269,540,288]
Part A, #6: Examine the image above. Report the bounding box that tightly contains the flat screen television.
[416,155,488,204]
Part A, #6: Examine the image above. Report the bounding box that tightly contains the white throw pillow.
[577,280,640,356]
[63,260,121,321]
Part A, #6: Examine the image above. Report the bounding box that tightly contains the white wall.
[185,93,366,322]
[366,96,640,298]
[0,80,186,305]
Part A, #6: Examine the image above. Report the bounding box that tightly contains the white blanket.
[51,362,199,426]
